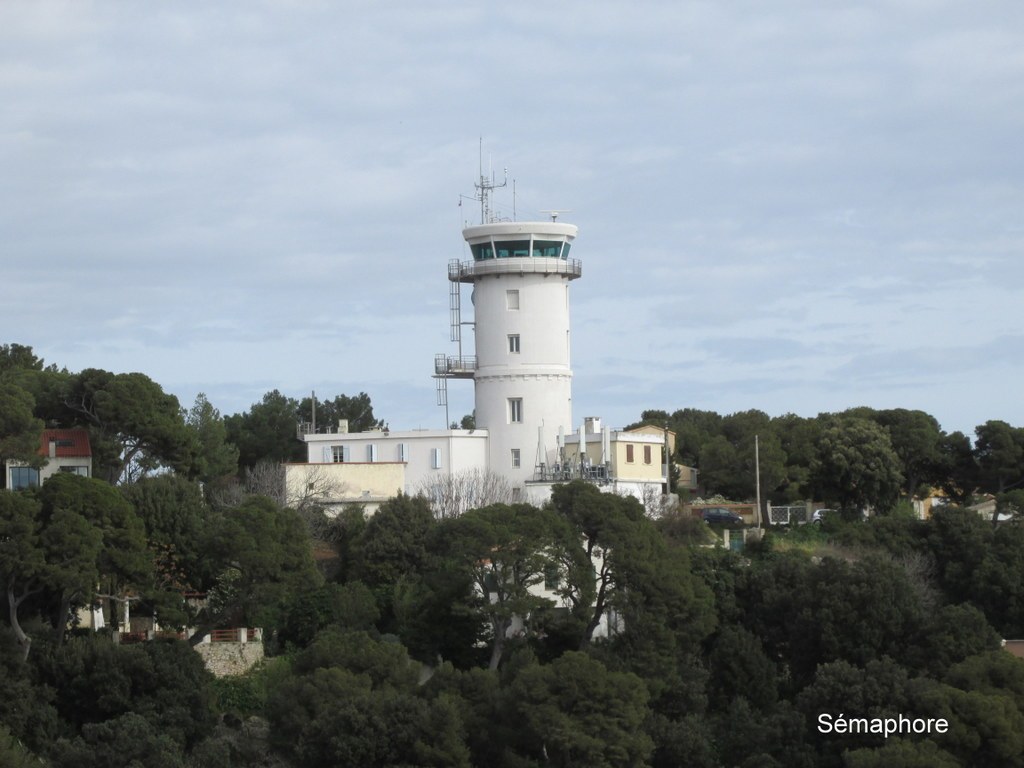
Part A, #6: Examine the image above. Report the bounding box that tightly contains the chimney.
[337,419,349,434]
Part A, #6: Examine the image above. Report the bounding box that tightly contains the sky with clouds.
[2,0,1022,437]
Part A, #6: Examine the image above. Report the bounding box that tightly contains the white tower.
[445,218,581,487]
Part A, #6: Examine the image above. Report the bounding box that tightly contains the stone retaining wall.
[195,640,264,677]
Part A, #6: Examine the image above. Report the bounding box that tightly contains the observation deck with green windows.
[470,238,573,261]
[453,221,582,283]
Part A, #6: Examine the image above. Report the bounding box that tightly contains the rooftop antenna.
[475,137,507,224]
[540,209,572,222]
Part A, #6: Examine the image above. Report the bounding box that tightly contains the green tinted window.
[532,240,563,258]
[494,241,530,258]
[471,243,495,260]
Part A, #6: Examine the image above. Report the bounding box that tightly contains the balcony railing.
[449,257,582,282]
[434,354,477,377]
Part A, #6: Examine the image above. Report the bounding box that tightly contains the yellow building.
[283,460,405,515]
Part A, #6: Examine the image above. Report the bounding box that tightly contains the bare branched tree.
[894,550,940,614]
[417,468,514,519]
[637,484,678,518]
[285,464,350,512]
[206,460,286,510]
[244,460,287,506]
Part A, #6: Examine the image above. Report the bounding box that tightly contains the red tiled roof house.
[5,428,92,490]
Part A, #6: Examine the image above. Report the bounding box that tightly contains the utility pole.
[755,434,762,531]
[664,421,671,497]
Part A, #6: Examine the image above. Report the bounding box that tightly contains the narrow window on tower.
[431,447,442,469]
[511,448,521,468]
[506,289,520,310]
[626,444,635,463]
[643,445,652,465]
[508,334,520,353]
[508,398,523,423]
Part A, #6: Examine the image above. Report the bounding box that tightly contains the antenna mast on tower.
[475,138,507,224]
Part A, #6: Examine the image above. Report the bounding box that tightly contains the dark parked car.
[700,507,745,525]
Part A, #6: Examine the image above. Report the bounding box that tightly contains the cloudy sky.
[3,0,1022,437]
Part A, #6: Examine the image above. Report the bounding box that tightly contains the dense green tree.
[421,663,520,766]
[549,481,639,645]
[696,434,741,496]
[0,627,60,749]
[964,522,1024,637]
[280,582,379,649]
[1,487,104,659]
[734,553,929,688]
[121,475,209,589]
[391,564,485,668]
[907,603,1001,677]
[812,417,903,513]
[38,474,152,637]
[945,651,1024,716]
[706,625,778,711]
[843,740,961,768]
[297,684,470,768]
[33,636,214,755]
[224,389,304,470]
[64,369,196,483]
[510,651,654,768]
[226,389,385,471]
[975,420,1024,494]
[0,724,44,768]
[356,494,434,594]
[908,676,1024,768]
[924,506,992,608]
[550,482,715,713]
[437,503,573,670]
[601,525,716,709]
[711,696,814,768]
[0,380,44,477]
[121,475,214,627]
[666,408,724,467]
[550,481,715,661]
[195,495,321,639]
[721,409,788,501]
[297,391,384,434]
[688,411,788,502]
[937,430,980,504]
[797,657,913,756]
[771,412,822,501]
[48,712,187,768]
[267,631,469,768]
[291,628,419,685]
[874,408,946,498]
[345,494,471,658]
[647,713,718,768]
[184,393,238,483]
[0,343,47,374]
